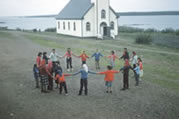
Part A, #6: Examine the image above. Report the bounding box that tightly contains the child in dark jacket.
[33,64,40,88]
[120,59,133,90]
[55,71,71,95]
[53,61,63,88]
[73,64,96,95]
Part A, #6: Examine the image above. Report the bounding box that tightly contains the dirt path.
[0,31,179,119]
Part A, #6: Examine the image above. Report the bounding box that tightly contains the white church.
[56,0,119,39]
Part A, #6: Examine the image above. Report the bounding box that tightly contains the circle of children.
[33,48,143,96]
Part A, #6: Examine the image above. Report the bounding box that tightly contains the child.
[138,57,143,80]
[120,48,129,60]
[130,51,138,69]
[120,59,133,90]
[63,48,74,72]
[77,50,89,64]
[43,52,49,64]
[49,49,60,71]
[54,70,71,95]
[36,52,42,68]
[105,51,119,68]
[91,49,103,69]
[54,61,63,88]
[33,64,40,88]
[98,65,120,93]
[73,64,96,95]
[133,63,140,86]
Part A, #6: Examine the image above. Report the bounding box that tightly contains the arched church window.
[101,10,106,19]
[86,22,91,31]
[110,21,114,30]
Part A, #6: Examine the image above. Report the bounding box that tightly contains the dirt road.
[0,31,179,119]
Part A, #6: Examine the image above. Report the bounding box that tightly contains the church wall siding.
[56,20,82,37]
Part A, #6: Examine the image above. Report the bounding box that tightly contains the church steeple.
[92,0,110,36]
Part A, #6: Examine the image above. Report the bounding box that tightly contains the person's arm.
[48,53,52,59]
[120,54,124,59]
[72,71,81,76]
[113,70,120,73]
[88,71,97,75]
[98,71,106,75]
[45,68,53,78]
[62,52,67,58]
[120,66,125,71]
[64,73,72,76]
[99,53,103,57]
[91,53,95,58]
[115,55,120,60]
[86,54,89,59]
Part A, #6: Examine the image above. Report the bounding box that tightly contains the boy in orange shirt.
[54,71,71,95]
[98,65,120,93]
[77,50,89,64]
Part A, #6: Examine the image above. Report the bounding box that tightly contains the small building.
[56,0,119,39]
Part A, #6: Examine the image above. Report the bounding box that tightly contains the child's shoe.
[67,69,70,72]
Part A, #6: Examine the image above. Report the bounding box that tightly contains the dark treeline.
[118,11,179,16]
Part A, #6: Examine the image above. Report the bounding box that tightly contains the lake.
[0,15,179,31]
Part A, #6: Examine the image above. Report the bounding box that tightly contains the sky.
[0,0,179,16]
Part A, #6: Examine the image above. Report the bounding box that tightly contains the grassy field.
[0,30,179,119]
[3,30,177,92]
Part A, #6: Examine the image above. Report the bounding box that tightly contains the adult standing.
[47,60,53,90]
[39,58,53,93]
[120,48,129,60]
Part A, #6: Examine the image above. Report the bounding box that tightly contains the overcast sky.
[0,0,179,16]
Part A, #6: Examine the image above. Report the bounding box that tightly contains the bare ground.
[0,31,179,119]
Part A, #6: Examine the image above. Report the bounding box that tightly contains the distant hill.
[24,11,179,18]
[118,11,179,16]
[25,14,57,18]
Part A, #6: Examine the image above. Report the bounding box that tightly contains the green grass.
[9,30,179,92]
[0,31,13,38]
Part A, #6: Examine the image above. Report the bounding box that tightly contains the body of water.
[0,15,179,31]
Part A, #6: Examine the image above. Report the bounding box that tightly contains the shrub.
[176,29,179,36]
[44,28,56,32]
[145,28,158,33]
[16,28,21,31]
[33,29,37,32]
[161,28,175,34]
[119,26,144,33]
[135,34,153,45]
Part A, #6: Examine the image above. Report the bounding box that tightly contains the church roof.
[56,0,94,20]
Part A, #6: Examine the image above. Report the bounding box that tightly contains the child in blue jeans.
[33,64,40,88]
[133,63,140,86]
